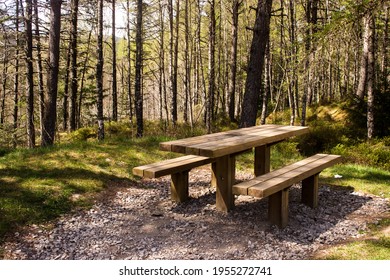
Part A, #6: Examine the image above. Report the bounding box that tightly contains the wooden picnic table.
[160,124,309,212]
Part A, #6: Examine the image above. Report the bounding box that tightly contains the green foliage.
[69,127,97,141]
[332,140,390,171]
[297,121,347,156]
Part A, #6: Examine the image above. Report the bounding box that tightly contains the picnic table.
[159,124,309,212]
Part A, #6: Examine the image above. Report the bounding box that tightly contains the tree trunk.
[168,0,179,125]
[13,0,20,147]
[184,0,190,124]
[240,0,273,128]
[365,12,375,139]
[41,0,61,147]
[112,0,118,122]
[260,41,271,125]
[24,0,35,148]
[63,41,71,131]
[33,0,45,134]
[0,29,8,127]
[206,0,216,133]
[228,0,241,122]
[96,0,105,140]
[126,0,133,123]
[70,0,79,131]
[135,0,144,137]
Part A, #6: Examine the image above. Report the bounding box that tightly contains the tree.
[70,0,79,131]
[24,0,36,148]
[206,0,216,132]
[111,0,118,122]
[96,0,105,140]
[41,0,61,147]
[240,0,273,128]
[33,0,45,134]
[13,0,21,147]
[168,0,179,125]
[228,0,242,122]
[135,0,144,137]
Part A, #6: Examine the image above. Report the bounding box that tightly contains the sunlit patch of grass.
[321,164,390,199]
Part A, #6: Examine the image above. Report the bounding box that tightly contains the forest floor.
[3,167,389,260]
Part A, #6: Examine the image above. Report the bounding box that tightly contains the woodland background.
[0,0,389,148]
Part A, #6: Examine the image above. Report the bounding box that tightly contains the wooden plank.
[248,154,342,198]
[196,126,309,157]
[232,154,327,195]
[174,125,280,155]
[144,156,213,178]
[159,125,272,152]
[132,155,213,178]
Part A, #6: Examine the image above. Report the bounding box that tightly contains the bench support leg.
[254,145,271,176]
[301,173,319,208]
[170,171,189,202]
[212,155,235,212]
[268,187,290,228]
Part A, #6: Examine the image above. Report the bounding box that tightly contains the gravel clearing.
[3,167,389,260]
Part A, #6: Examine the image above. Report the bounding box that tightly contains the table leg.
[212,154,235,212]
[254,145,271,176]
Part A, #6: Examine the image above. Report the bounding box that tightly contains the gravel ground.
[2,167,389,260]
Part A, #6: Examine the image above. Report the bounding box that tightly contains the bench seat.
[232,153,342,228]
[133,155,214,202]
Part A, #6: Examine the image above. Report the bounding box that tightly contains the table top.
[160,124,309,158]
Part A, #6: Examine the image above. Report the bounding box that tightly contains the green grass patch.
[320,164,390,199]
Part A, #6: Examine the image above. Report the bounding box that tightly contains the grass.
[321,164,390,200]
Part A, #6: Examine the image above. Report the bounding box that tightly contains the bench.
[232,153,342,228]
[133,155,214,202]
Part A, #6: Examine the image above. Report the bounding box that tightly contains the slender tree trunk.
[135,0,143,137]
[126,0,133,123]
[240,0,273,128]
[63,41,71,131]
[33,0,44,134]
[78,26,93,128]
[260,41,271,125]
[168,0,179,125]
[0,27,8,127]
[13,0,20,147]
[96,0,105,140]
[41,0,61,147]
[206,0,216,133]
[70,0,79,131]
[365,12,375,139]
[228,0,241,122]
[112,0,118,122]
[184,0,190,124]
[24,0,35,148]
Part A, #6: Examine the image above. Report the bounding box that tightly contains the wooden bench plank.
[133,155,213,178]
[233,154,327,195]
[248,154,342,198]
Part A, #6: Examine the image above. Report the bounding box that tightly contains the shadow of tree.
[0,166,133,240]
